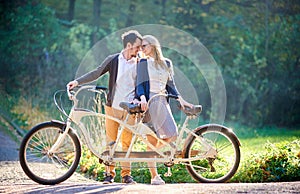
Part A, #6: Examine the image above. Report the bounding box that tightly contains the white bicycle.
[19,85,241,185]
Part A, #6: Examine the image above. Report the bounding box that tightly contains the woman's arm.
[135,59,149,100]
[134,59,150,111]
[177,96,193,109]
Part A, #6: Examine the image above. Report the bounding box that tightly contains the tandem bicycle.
[19,85,241,185]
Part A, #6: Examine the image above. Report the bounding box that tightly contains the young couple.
[67,30,192,185]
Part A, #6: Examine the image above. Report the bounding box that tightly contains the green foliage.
[0,1,75,110]
[234,140,300,182]
[162,0,300,126]
[1,0,299,127]
[77,151,196,183]
[76,138,300,183]
[78,146,105,181]
[203,2,300,126]
[68,23,94,60]
[10,97,51,130]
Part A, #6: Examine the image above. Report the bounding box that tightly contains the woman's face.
[141,40,152,56]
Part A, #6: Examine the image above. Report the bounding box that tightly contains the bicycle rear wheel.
[19,121,81,185]
[184,125,240,183]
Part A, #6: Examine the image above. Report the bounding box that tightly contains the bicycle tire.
[19,121,81,185]
[183,124,240,183]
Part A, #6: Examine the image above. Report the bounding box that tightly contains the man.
[67,30,142,184]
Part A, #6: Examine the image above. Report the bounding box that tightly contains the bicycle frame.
[51,85,216,166]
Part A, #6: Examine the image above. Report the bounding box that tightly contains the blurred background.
[0,0,299,129]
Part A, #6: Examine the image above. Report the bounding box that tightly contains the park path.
[0,125,299,194]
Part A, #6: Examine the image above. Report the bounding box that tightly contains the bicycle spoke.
[184,126,240,183]
[19,122,81,184]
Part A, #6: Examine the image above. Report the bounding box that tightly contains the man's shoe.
[151,175,165,185]
[122,175,136,184]
[103,175,114,184]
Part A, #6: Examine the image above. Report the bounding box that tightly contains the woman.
[135,35,193,185]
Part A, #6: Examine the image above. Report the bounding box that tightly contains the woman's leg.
[146,135,159,178]
[146,135,174,179]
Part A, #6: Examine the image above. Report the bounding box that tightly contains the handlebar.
[66,85,108,101]
[95,86,108,91]
[147,93,201,116]
[64,86,201,117]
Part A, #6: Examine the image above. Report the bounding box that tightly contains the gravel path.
[0,126,299,194]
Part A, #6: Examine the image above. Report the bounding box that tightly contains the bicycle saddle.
[119,102,143,114]
[182,105,202,116]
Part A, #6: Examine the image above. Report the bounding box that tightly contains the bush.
[233,140,300,182]
[78,140,300,183]
[78,146,105,181]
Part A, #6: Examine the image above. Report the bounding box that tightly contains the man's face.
[129,38,142,57]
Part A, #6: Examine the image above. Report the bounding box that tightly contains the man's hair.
[121,30,142,48]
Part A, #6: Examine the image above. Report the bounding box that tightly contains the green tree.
[0,1,75,106]
[1,0,299,127]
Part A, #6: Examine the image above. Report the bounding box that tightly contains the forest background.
[0,0,300,183]
[1,0,299,128]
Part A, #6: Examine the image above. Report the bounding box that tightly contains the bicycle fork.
[48,119,72,154]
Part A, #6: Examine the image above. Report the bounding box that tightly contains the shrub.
[78,146,105,181]
[77,139,300,183]
[233,140,300,182]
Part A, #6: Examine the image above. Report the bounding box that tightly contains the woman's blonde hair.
[143,35,169,71]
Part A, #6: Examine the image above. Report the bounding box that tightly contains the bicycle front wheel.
[184,125,240,183]
[19,121,81,185]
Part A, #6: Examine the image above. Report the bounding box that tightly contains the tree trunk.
[92,0,102,44]
[68,0,76,21]
[93,0,102,26]
[161,0,167,22]
[125,0,137,27]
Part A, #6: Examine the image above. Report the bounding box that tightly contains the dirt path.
[0,126,299,194]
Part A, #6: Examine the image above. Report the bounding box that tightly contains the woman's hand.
[132,95,148,111]
[139,95,148,111]
[177,96,193,109]
[131,99,140,104]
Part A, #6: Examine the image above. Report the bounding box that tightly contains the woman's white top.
[147,57,169,94]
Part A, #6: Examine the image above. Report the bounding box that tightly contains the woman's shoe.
[151,175,165,185]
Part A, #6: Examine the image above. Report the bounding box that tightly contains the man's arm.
[76,54,117,84]
[67,54,117,89]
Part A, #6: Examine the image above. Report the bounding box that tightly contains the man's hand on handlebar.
[67,80,78,90]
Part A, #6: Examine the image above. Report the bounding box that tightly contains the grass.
[230,124,300,159]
